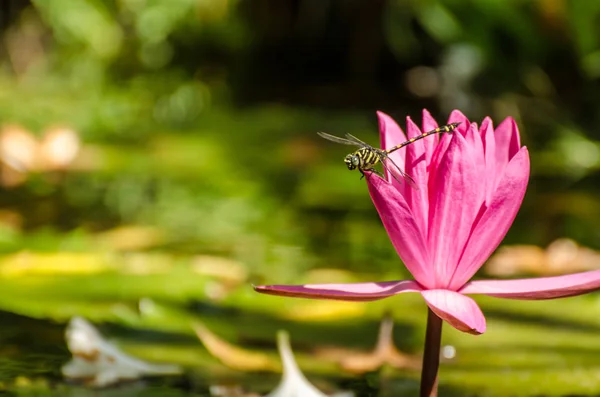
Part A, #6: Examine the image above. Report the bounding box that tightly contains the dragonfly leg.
[362,167,384,179]
[381,155,419,190]
[373,171,385,178]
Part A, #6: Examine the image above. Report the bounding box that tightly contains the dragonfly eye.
[352,156,360,166]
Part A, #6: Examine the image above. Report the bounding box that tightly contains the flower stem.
[420,308,442,397]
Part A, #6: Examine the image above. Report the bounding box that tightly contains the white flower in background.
[62,316,181,387]
[266,331,352,397]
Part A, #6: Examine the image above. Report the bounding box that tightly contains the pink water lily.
[255,109,600,336]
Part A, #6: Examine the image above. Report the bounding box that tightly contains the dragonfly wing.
[343,133,372,146]
[317,132,363,146]
[382,155,418,190]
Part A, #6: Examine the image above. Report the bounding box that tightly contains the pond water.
[4,282,600,397]
[0,311,391,397]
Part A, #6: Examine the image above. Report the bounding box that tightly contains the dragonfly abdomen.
[386,122,461,154]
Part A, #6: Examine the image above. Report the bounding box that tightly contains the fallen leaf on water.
[282,300,365,322]
[62,316,181,387]
[305,269,359,284]
[0,124,37,187]
[0,124,38,172]
[13,376,48,389]
[38,126,80,171]
[315,315,420,373]
[193,320,279,372]
[191,255,248,286]
[95,225,165,252]
[120,252,173,275]
[191,256,250,301]
[210,384,261,397]
[486,238,600,276]
[0,124,81,187]
[0,252,113,277]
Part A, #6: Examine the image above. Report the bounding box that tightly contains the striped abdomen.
[386,122,461,154]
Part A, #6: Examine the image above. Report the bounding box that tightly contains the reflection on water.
[0,311,382,397]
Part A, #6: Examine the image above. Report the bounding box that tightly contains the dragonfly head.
[344,153,360,170]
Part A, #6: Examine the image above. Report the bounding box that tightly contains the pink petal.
[404,117,429,234]
[494,117,521,170]
[368,175,433,286]
[479,116,492,141]
[421,109,440,164]
[460,270,600,299]
[480,117,497,203]
[447,110,471,137]
[377,110,407,166]
[254,280,422,301]
[428,110,470,176]
[463,122,484,164]
[404,116,427,181]
[467,122,485,173]
[421,289,486,334]
[427,132,485,289]
[448,147,530,289]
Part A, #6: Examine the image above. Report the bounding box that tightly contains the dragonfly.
[317,122,461,187]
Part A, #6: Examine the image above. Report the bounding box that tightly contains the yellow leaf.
[193,321,279,372]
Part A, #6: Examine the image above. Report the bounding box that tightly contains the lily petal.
[421,109,440,164]
[377,110,407,166]
[254,280,422,302]
[480,117,497,203]
[421,290,486,335]
[377,111,409,193]
[404,116,427,182]
[368,175,432,286]
[466,122,485,170]
[494,117,521,171]
[448,110,471,138]
[427,132,484,288]
[460,270,600,299]
[449,147,530,289]
[429,110,469,173]
[461,119,484,165]
[404,116,429,234]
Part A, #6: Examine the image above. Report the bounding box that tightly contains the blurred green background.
[2,0,600,396]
